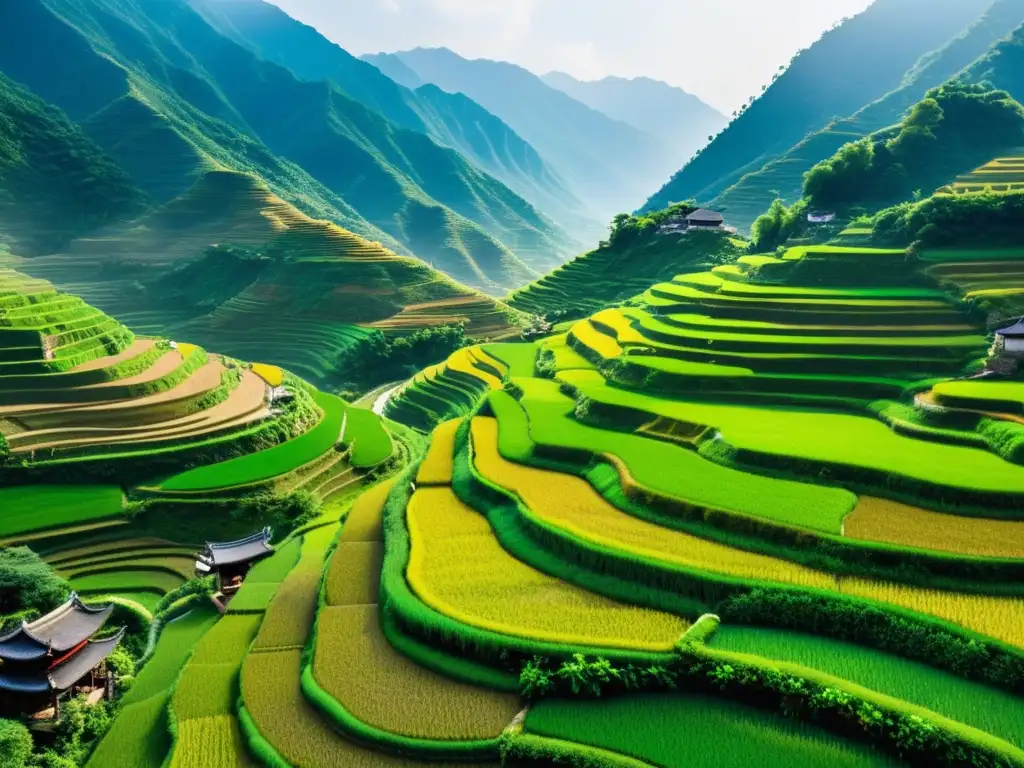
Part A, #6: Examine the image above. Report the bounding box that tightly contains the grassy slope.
[508,229,743,318]
[0,72,147,253]
[643,0,993,212]
[711,0,1024,231]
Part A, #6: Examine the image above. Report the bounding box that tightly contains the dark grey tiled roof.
[49,629,125,691]
[996,318,1024,337]
[201,527,273,567]
[0,595,113,661]
[685,208,724,223]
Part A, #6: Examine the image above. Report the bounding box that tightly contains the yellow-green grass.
[337,480,394,543]
[252,525,337,652]
[250,363,283,387]
[63,555,197,581]
[507,381,855,533]
[922,247,1024,263]
[568,320,622,360]
[312,481,522,740]
[169,614,264,767]
[473,415,834,590]
[673,270,944,300]
[160,390,344,491]
[70,568,186,598]
[557,369,1024,496]
[525,694,896,768]
[844,497,1024,559]
[645,280,956,311]
[652,313,975,336]
[44,538,187,566]
[343,405,393,468]
[840,578,1024,648]
[87,605,221,768]
[447,347,504,390]
[0,485,123,538]
[416,419,460,486]
[480,405,1024,647]
[711,626,1024,749]
[406,484,689,651]
[49,547,195,572]
[169,715,255,768]
[243,649,459,768]
[931,379,1024,413]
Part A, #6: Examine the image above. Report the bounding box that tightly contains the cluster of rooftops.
[0,528,274,717]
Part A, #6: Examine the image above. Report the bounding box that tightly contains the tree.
[0,546,69,616]
[0,719,32,768]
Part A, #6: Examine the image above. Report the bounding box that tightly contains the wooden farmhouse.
[994,318,1024,357]
[195,527,273,595]
[0,594,124,718]
[685,208,725,229]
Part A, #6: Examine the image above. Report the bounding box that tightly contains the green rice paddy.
[526,695,897,767]
[0,485,123,539]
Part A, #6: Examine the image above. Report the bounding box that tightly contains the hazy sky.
[267,0,875,114]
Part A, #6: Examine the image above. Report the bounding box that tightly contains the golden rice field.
[251,525,338,652]
[243,650,437,768]
[844,497,1024,559]
[324,541,382,606]
[415,419,460,486]
[839,579,1024,649]
[447,347,504,390]
[538,333,596,372]
[169,715,254,768]
[405,485,688,650]
[314,605,520,739]
[470,418,834,590]
[250,363,283,387]
[568,319,622,360]
[338,480,394,543]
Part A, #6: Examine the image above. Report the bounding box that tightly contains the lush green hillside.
[541,72,727,168]
[364,47,677,221]
[0,0,569,293]
[13,170,523,386]
[711,0,1024,231]
[0,72,147,254]
[643,0,994,214]
[186,0,594,253]
[507,206,745,320]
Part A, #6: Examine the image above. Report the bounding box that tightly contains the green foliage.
[0,486,123,540]
[0,719,32,768]
[804,82,1024,211]
[750,198,808,251]
[53,696,112,766]
[333,325,471,394]
[872,188,1024,246]
[151,578,215,621]
[0,545,70,615]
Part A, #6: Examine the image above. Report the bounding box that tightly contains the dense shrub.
[804,81,1024,211]
[872,188,1024,246]
[0,546,69,616]
[0,719,32,768]
[750,198,808,251]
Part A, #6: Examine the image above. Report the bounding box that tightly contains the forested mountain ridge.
[0,72,147,254]
[540,72,727,169]
[186,0,594,250]
[0,0,571,292]
[642,0,996,216]
[363,47,679,222]
[709,0,1024,231]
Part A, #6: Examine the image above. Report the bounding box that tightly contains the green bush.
[0,546,69,615]
[0,719,32,768]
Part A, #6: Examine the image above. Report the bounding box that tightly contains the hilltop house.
[994,318,1024,357]
[0,594,124,718]
[658,208,725,235]
[195,528,274,595]
[807,211,837,224]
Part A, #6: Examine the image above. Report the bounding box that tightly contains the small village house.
[993,318,1024,357]
[807,211,837,224]
[195,527,274,595]
[0,594,124,719]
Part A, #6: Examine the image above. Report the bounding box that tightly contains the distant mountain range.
[363,47,684,222]
[643,0,997,225]
[541,72,726,167]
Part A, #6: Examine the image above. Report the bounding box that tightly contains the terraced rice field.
[711,627,1024,749]
[407,484,689,650]
[844,497,1024,558]
[0,485,123,539]
[526,695,897,768]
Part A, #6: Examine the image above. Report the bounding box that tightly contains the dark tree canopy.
[0,546,71,616]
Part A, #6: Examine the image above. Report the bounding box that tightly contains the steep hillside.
[0,73,147,254]
[643,0,995,214]
[186,0,595,247]
[0,0,565,292]
[364,47,676,220]
[712,0,1024,231]
[508,206,744,319]
[541,72,726,165]
[16,170,523,385]
[963,16,1024,96]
